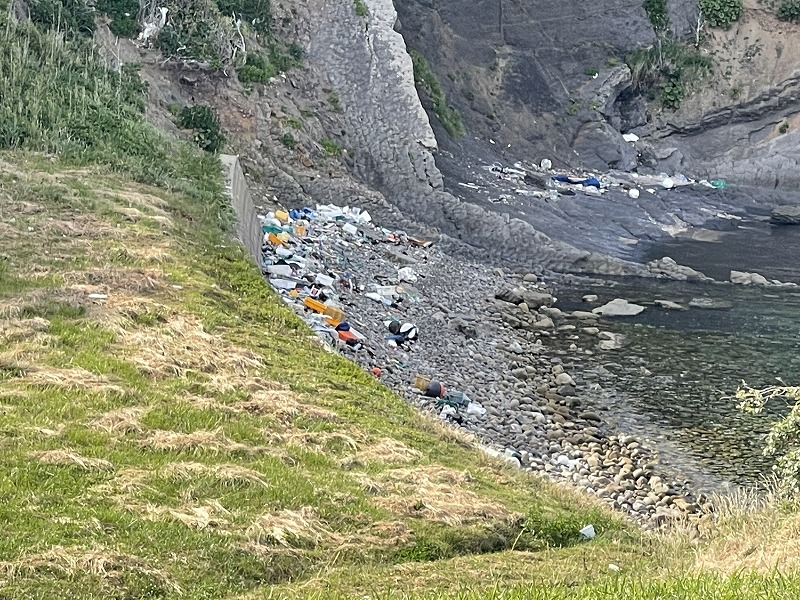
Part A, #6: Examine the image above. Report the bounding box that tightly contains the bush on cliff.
[699,0,743,29]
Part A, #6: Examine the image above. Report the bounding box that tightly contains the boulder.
[770,205,800,225]
[592,298,645,317]
[654,299,687,311]
[496,286,554,308]
[730,270,770,286]
[688,297,732,310]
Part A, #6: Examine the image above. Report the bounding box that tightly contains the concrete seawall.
[221,154,261,265]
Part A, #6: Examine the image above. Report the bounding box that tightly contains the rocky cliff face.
[91,0,800,278]
[396,0,800,190]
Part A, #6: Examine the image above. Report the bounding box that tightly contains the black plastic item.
[388,320,401,334]
[424,380,445,398]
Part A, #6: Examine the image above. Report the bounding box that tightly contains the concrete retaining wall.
[221,154,262,265]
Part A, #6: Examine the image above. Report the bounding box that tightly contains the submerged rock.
[592,298,645,317]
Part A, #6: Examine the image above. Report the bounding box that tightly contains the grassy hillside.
[0,153,657,598]
[2,2,800,599]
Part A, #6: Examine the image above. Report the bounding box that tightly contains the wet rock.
[770,205,800,225]
[688,297,733,310]
[654,299,687,311]
[730,270,770,286]
[592,298,645,317]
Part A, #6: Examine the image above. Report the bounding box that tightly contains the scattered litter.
[622,133,639,143]
[398,267,417,283]
[87,293,108,300]
[579,524,596,540]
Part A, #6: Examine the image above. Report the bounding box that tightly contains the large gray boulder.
[592,298,645,317]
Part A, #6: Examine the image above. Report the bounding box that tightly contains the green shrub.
[214,0,272,35]
[176,105,226,153]
[353,0,369,17]
[660,76,685,109]
[778,0,800,20]
[320,138,341,156]
[699,0,743,28]
[238,51,279,84]
[737,384,800,498]
[643,0,669,31]
[96,0,141,37]
[280,133,296,149]
[28,0,96,37]
[627,41,712,109]
[157,0,236,66]
[0,17,224,216]
[409,49,464,137]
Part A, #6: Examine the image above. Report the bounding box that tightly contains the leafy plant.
[779,121,790,134]
[28,0,96,37]
[778,0,800,20]
[627,40,712,109]
[584,66,599,77]
[660,76,684,109]
[96,0,141,37]
[157,0,238,66]
[699,0,743,28]
[176,105,226,153]
[409,49,464,137]
[214,0,273,35]
[737,383,800,498]
[280,132,296,149]
[643,0,669,31]
[320,138,341,156]
[237,51,279,84]
[353,0,369,17]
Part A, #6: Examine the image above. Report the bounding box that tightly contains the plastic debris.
[579,524,596,540]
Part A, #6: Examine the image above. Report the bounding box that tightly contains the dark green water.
[555,222,800,489]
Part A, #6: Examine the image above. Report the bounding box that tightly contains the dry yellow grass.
[145,500,231,530]
[366,466,516,526]
[350,437,423,465]
[89,407,148,434]
[248,507,330,548]
[18,366,126,395]
[121,315,263,378]
[265,430,362,454]
[32,449,114,471]
[39,215,125,239]
[693,484,800,574]
[160,461,268,488]
[0,317,50,342]
[62,267,165,294]
[235,388,340,423]
[0,545,181,592]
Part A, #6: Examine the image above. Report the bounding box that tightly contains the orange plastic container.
[267,233,284,246]
[324,306,345,322]
[303,297,327,313]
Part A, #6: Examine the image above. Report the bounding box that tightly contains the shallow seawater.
[553,222,800,490]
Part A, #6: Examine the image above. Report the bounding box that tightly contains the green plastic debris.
[710,179,727,189]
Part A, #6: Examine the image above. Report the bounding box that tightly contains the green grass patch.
[410,50,464,137]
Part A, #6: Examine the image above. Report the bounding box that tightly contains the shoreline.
[259,204,720,528]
